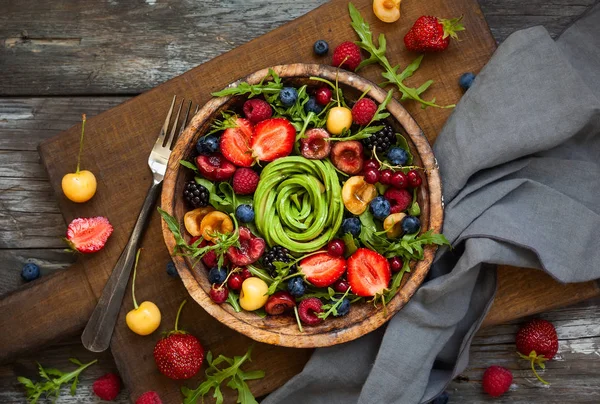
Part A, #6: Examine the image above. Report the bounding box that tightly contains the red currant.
[209,284,229,304]
[391,171,408,189]
[227,273,243,291]
[327,239,346,257]
[407,170,422,187]
[315,87,332,106]
[332,279,350,293]
[379,169,393,185]
[363,159,380,171]
[240,267,252,280]
[388,257,403,273]
[364,168,380,184]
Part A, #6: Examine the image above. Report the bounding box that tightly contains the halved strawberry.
[220,118,254,167]
[226,227,265,266]
[66,216,114,253]
[299,252,346,288]
[251,118,296,162]
[347,248,391,297]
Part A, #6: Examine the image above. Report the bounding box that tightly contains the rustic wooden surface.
[0,0,598,403]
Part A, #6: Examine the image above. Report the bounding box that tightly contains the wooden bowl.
[161,64,443,348]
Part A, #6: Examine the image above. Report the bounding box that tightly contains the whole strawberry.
[153,300,204,380]
[404,16,465,53]
[92,372,121,401]
[516,318,558,384]
[482,365,512,397]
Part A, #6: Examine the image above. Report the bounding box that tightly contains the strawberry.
[65,216,113,253]
[232,168,260,195]
[299,252,346,288]
[195,153,236,181]
[351,98,377,126]
[92,373,121,401]
[404,16,465,53]
[332,41,362,71]
[482,366,512,397]
[153,301,204,380]
[136,391,162,404]
[251,118,296,162]
[226,227,266,266]
[220,118,254,167]
[516,318,558,384]
[347,248,391,297]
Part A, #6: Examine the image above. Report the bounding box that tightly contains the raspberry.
[232,168,260,195]
[332,41,362,71]
[482,366,512,397]
[298,297,323,325]
[92,373,121,401]
[384,188,412,213]
[136,391,163,404]
[242,99,272,123]
[352,98,377,125]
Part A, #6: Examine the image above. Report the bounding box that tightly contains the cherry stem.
[76,114,86,174]
[174,300,187,332]
[131,248,142,310]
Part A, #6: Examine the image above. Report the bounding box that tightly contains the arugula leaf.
[180,160,199,172]
[211,69,283,104]
[318,288,351,320]
[206,111,238,135]
[181,346,264,404]
[194,178,252,214]
[341,233,359,256]
[226,290,242,313]
[384,259,411,303]
[17,359,97,404]
[348,3,454,109]
[395,133,413,165]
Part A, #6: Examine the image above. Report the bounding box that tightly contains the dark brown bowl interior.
[161,64,443,348]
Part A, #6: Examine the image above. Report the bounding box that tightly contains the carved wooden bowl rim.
[161,63,443,348]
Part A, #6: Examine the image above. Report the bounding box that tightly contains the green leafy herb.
[211,69,283,104]
[271,83,330,139]
[195,178,252,214]
[341,232,359,256]
[247,265,274,285]
[253,308,268,319]
[18,359,97,404]
[180,160,199,172]
[158,207,239,268]
[266,260,298,295]
[181,347,264,404]
[384,259,411,303]
[395,133,414,165]
[206,111,239,135]
[408,188,421,216]
[318,287,351,320]
[226,290,242,312]
[331,90,393,142]
[348,3,454,109]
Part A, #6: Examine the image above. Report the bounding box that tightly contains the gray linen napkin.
[264,4,600,404]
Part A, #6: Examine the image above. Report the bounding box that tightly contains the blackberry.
[183,180,209,208]
[361,123,395,154]
[263,246,295,275]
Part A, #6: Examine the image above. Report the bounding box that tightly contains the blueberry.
[236,204,255,223]
[334,298,350,317]
[196,135,220,155]
[166,261,179,278]
[279,87,298,107]
[402,216,421,234]
[341,217,361,237]
[459,72,476,91]
[304,97,323,114]
[208,267,227,284]
[387,147,408,166]
[313,40,329,56]
[370,196,391,220]
[431,391,449,404]
[21,263,40,282]
[287,276,306,297]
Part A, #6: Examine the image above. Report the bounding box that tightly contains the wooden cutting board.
[1,0,599,402]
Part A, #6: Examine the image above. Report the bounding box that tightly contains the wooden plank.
[0,0,593,96]
[0,151,48,178]
[0,212,66,248]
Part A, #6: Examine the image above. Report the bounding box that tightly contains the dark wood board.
[0,0,599,402]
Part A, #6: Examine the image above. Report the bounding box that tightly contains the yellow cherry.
[383,212,407,238]
[373,0,401,23]
[126,249,161,335]
[62,170,97,203]
[61,114,97,203]
[326,106,353,135]
[239,277,269,311]
[200,211,234,242]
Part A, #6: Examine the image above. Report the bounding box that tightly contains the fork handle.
[81,181,162,352]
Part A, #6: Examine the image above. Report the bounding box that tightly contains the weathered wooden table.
[1,1,599,402]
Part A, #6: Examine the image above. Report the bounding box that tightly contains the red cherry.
[327,239,346,257]
[315,87,333,106]
[240,267,252,280]
[407,170,422,187]
[209,284,229,304]
[388,257,403,273]
[332,279,350,293]
[379,169,393,185]
[363,159,380,171]
[227,273,243,291]
[363,168,380,184]
[264,291,296,315]
[391,171,408,189]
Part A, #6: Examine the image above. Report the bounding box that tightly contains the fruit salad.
[160,69,448,329]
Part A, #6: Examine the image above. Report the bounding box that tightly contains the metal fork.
[82,96,197,352]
